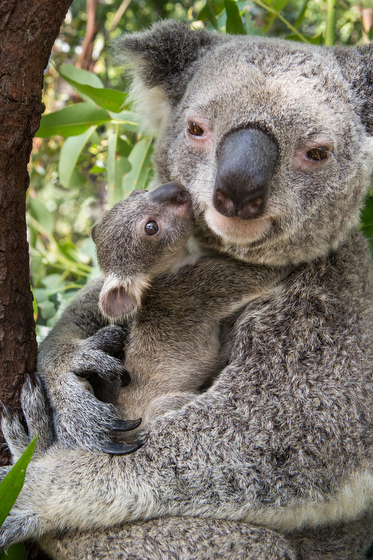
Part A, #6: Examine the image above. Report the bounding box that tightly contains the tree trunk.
[0,0,74,466]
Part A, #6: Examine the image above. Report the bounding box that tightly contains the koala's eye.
[188,122,204,137]
[306,147,329,161]
[145,221,159,236]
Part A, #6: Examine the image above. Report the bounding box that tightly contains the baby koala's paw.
[72,325,130,385]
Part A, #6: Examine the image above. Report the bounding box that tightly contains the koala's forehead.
[99,197,155,241]
[180,38,357,141]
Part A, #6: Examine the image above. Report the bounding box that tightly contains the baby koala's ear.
[99,273,150,320]
[99,284,137,319]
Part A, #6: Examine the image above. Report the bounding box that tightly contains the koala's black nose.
[213,128,278,220]
[149,182,190,206]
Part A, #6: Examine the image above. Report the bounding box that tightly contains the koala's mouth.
[204,204,271,245]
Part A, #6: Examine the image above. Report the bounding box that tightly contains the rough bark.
[0,0,73,465]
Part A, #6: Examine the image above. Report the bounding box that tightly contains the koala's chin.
[205,204,271,245]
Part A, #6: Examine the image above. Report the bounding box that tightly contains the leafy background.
[28,0,373,340]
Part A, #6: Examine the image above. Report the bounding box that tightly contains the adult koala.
[1,20,373,560]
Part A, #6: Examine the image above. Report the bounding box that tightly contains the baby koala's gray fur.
[92,183,287,432]
[1,19,373,560]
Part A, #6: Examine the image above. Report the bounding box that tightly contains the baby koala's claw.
[101,440,143,456]
[111,418,142,431]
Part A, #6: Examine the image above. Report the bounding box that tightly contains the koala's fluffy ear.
[334,44,373,135]
[113,21,220,133]
[99,273,150,320]
[100,285,136,319]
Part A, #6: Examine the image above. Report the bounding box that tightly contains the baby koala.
[92,182,287,435]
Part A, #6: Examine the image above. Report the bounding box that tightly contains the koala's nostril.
[237,197,265,220]
[214,189,236,218]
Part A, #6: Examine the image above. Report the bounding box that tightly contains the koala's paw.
[72,325,130,385]
[55,376,141,454]
[2,374,54,462]
[0,509,39,551]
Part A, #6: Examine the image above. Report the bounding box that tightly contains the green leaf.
[31,286,38,320]
[369,26,373,41]
[40,273,64,289]
[32,288,50,304]
[113,157,132,205]
[36,103,110,138]
[69,168,87,190]
[224,0,246,34]
[57,66,127,112]
[59,126,96,188]
[294,0,310,28]
[110,110,140,133]
[245,11,265,35]
[122,139,153,197]
[107,131,132,207]
[0,542,27,560]
[107,133,118,200]
[204,0,219,30]
[0,436,37,528]
[58,63,104,88]
[27,198,54,235]
[263,0,291,30]
[117,137,132,157]
[38,299,56,320]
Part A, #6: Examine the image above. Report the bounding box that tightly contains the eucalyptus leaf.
[0,436,37,528]
[110,110,140,132]
[58,66,127,112]
[59,126,96,188]
[264,0,291,30]
[122,139,153,197]
[107,133,117,198]
[245,12,265,35]
[38,300,56,320]
[0,542,27,560]
[204,0,219,30]
[58,63,104,88]
[36,104,109,138]
[224,0,246,34]
[28,198,54,235]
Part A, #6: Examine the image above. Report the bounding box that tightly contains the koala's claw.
[111,418,142,431]
[0,400,10,421]
[101,439,143,455]
[28,372,46,398]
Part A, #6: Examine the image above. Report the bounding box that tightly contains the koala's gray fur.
[92,184,287,430]
[1,20,373,560]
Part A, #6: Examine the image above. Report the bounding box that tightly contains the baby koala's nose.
[149,182,191,206]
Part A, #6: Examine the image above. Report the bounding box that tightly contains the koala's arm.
[2,237,373,549]
[167,257,291,314]
[37,277,133,452]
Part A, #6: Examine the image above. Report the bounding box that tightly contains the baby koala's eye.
[188,122,204,137]
[306,147,329,161]
[145,221,159,236]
